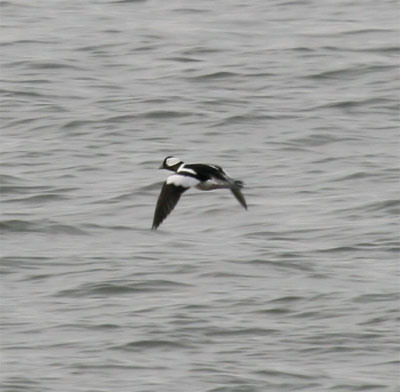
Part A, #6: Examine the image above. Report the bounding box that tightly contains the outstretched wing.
[152,183,187,230]
[152,174,199,230]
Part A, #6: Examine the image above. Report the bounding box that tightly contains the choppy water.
[1,0,399,391]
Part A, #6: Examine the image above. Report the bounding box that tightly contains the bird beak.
[158,164,163,169]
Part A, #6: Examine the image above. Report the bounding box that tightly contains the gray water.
[1,1,399,391]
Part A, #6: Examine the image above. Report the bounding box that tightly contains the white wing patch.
[166,174,200,188]
[210,164,222,171]
[177,165,196,175]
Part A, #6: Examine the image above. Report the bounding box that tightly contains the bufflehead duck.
[152,156,247,230]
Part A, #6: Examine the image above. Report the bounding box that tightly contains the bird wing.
[152,174,200,230]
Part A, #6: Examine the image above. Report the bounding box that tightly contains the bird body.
[152,156,247,230]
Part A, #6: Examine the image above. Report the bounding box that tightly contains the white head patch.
[166,157,182,167]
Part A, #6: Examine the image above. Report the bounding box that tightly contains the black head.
[159,156,183,172]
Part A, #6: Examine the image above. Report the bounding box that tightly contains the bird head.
[159,156,183,172]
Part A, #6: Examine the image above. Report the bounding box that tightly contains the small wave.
[248,258,313,272]
[206,327,278,337]
[268,295,304,304]
[364,46,400,54]
[0,256,52,273]
[322,44,400,55]
[112,0,147,3]
[102,114,138,123]
[29,61,83,70]
[0,174,24,184]
[4,193,69,204]
[139,110,192,119]
[371,199,400,213]
[353,292,399,303]
[163,56,203,63]
[61,119,99,129]
[316,246,361,253]
[182,47,223,55]
[335,199,400,216]
[91,191,135,204]
[198,271,259,279]
[339,28,395,36]
[136,182,164,192]
[0,88,47,99]
[87,323,122,330]
[314,97,395,110]
[46,224,88,235]
[82,223,135,232]
[103,110,191,123]
[254,368,314,380]
[255,307,292,315]
[0,376,41,391]
[187,71,239,81]
[211,113,278,127]
[77,43,114,51]
[112,339,190,351]
[0,219,87,235]
[172,7,210,14]
[289,133,342,147]
[358,316,390,326]
[307,64,397,80]
[333,171,374,181]
[0,39,55,48]
[0,219,38,233]
[57,279,191,297]
[361,199,400,214]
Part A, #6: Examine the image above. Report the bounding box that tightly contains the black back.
[183,164,226,182]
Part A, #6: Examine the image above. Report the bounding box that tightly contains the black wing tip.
[151,218,162,230]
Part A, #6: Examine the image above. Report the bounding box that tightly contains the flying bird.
[152,156,247,230]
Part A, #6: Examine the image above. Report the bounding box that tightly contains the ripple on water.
[56,279,192,298]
